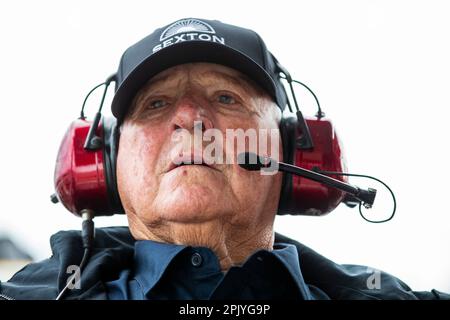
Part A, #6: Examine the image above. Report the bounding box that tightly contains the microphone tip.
[237,152,271,171]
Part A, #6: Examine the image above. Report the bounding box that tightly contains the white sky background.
[0,0,449,293]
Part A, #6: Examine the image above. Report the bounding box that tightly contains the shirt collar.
[270,243,313,299]
[133,239,313,299]
[133,240,187,295]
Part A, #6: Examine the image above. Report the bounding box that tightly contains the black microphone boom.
[238,152,377,208]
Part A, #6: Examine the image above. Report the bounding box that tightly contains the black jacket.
[0,227,448,300]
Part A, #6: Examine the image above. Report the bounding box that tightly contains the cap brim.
[111,41,278,121]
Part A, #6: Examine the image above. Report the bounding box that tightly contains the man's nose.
[171,93,214,132]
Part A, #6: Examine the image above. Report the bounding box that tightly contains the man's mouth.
[176,161,210,169]
[166,154,219,172]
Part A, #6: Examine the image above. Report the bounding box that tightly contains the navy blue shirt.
[2,228,449,300]
[106,240,312,300]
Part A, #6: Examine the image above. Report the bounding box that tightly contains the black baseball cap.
[111,18,288,121]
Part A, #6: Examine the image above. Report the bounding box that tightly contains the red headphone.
[52,72,349,218]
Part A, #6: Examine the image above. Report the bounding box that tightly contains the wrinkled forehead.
[135,62,267,98]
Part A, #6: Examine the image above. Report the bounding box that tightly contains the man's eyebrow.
[135,72,180,103]
[199,70,262,94]
[143,72,173,90]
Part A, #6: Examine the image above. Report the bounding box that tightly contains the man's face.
[117,63,283,238]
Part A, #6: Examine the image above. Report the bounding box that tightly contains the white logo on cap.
[160,18,216,41]
[153,18,225,53]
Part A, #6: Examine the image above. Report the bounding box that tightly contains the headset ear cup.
[278,115,348,216]
[277,115,297,215]
[102,117,125,214]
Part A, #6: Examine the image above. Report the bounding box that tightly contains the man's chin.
[159,210,218,224]
[155,186,230,223]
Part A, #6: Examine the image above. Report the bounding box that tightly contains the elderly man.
[0,18,448,300]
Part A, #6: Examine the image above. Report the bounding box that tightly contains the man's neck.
[128,217,274,271]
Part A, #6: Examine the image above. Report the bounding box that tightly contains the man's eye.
[149,99,168,109]
[217,94,236,105]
